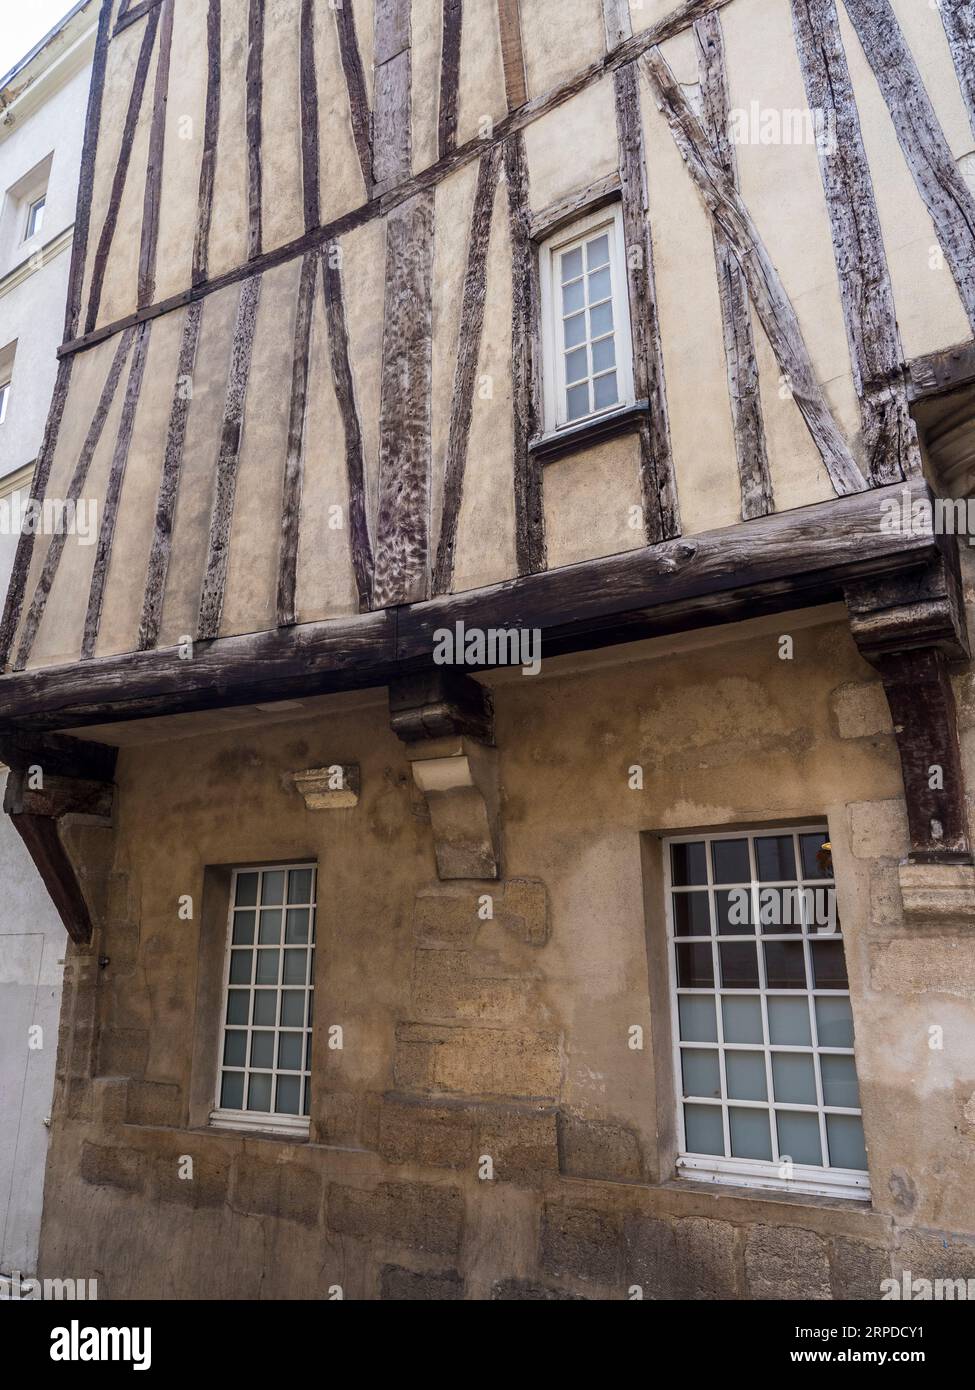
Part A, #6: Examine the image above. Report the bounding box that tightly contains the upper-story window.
[0,342,15,426]
[539,203,634,434]
[25,195,45,242]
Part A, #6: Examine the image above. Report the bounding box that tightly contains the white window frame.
[0,380,9,425]
[24,194,45,242]
[210,862,317,1139]
[538,202,634,435]
[664,826,870,1201]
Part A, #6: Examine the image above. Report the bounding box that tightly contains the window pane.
[285,908,310,944]
[253,991,276,1026]
[671,841,707,886]
[561,246,583,281]
[221,1071,244,1109]
[276,1075,302,1116]
[771,1052,817,1105]
[716,888,753,935]
[258,909,281,944]
[277,1032,304,1071]
[679,994,717,1043]
[283,949,308,985]
[719,941,759,989]
[712,838,750,884]
[755,835,796,882]
[232,911,255,944]
[591,336,615,373]
[722,995,762,1044]
[672,891,710,936]
[799,832,833,879]
[235,873,258,907]
[281,990,306,1027]
[223,1030,246,1067]
[565,346,588,384]
[251,1032,274,1069]
[566,383,589,420]
[226,990,249,1025]
[562,278,585,314]
[684,1103,724,1156]
[229,950,252,985]
[564,311,586,348]
[820,1054,859,1109]
[248,1073,272,1112]
[811,940,848,989]
[681,1048,720,1099]
[725,1050,767,1102]
[826,1113,867,1170]
[764,941,807,989]
[592,371,618,410]
[589,300,613,337]
[768,995,811,1045]
[729,1107,772,1161]
[815,996,854,1048]
[262,870,285,905]
[288,867,314,903]
[676,942,713,988]
[776,1109,822,1166]
[586,233,609,269]
[256,950,280,985]
[587,266,611,302]
[758,886,802,934]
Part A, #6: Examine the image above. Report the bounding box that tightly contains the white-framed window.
[0,379,9,425]
[538,203,634,433]
[665,826,869,1200]
[24,194,45,241]
[211,863,317,1138]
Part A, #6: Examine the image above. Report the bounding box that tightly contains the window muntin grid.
[665,827,869,1199]
[213,864,316,1134]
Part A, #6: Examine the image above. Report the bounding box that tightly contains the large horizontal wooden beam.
[0,479,948,735]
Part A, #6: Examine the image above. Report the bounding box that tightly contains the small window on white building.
[211,863,317,1138]
[25,194,45,241]
[0,342,15,426]
[0,379,9,425]
[539,203,634,433]
[665,826,868,1199]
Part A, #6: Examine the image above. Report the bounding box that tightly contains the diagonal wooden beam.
[192,0,222,286]
[82,323,152,660]
[641,45,867,497]
[322,248,374,613]
[433,146,502,595]
[84,4,161,335]
[276,252,318,627]
[334,0,374,195]
[841,0,975,334]
[246,0,265,261]
[695,14,772,519]
[138,0,175,308]
[299,0,321,231]
[614,60,681,542]
[936,1,975,147]
[14,330,136,672]
[791,0,920,488]
[64,0,113,341]
[139,301,204,650]
[197,276,263,641]
[439,0,463,159]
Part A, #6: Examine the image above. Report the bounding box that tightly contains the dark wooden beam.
[497,0,528,109]
[505,132,545,575]
[138,0,175,308]
[276,252,318,627]
[602,0,632,49]
[114,0,164,35]
[642,44,868,498]
[389,669,494,744]
[791,0,920,487]
[192,0,222,287]
[299,0,321,231]
[64,0,113,341]
[0,478,950,736]
[246,0,265,261]
[936,0,975,144]
[696,12,772,519]
[373,0,412,193]
[908,340,975,402]
[439,0,463,159]
[433,146,502,595]
[334,0,373,195]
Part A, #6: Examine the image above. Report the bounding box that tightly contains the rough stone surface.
[79,1142,148,1195]
[850,799,910,860]
[558,1113,645,1181]
[625,1214,740,1300]
[491,1277,587,1300]
[870,939,975,997]
[327,1181,464,1257]
[393,1023,562,1099]
[831,681,893,739]
[894,1229,975,1284]
[233,1155,322,1227]
[540,1203,624,1287]
[380,1264,465,1300]
[744,1224,830,1300]
[830,1237,891,1300]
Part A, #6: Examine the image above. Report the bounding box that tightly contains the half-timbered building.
[3,0,975,1298]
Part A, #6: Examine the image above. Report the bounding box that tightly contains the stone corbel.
[845,547,975,922]
[390,671,500,880]
[0,733,117,943]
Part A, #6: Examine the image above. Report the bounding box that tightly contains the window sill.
[676,1155,870,1202]
[529,399,648,465]
[209,1108,310,1141]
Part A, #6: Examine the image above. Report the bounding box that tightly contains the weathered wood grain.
[64,0,113,341]
[505,132,545,574]
[528,172,621,241]
[276,252,318,627]
[138,0,174,308]
[246,0,265,261]
[908,339,975,401]
[615,61,680,542]
[62,1,738,363]
[372,191,436,607]
[936,0,975,145]
[433,146,502,594]
[841,0,975,334]
[114,0,164,35]
[335,0,374,195]
[791,0,919,487]
[14,330,136,672]
[192,0,221,286]
[696,13,772,518]
[439,0,463,159]
[497,0,528,109]
[322,248,374,612]
[602,0,633,49]
[139,300,204,650]
[0,478,944,736]
[197,276,263,640]
[642,45,866,496]
[373,1,412,196]
[84,5,161,336]
[299,0,320,231]
[0,358,75,671]
[82,323,152,660]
